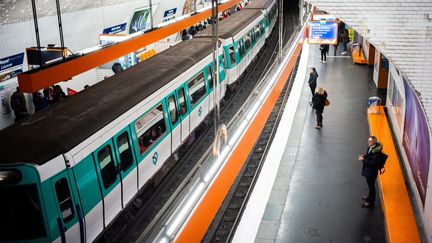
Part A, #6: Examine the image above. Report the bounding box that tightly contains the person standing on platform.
[312,87,327,129]
[10,87,29,122]
[341,29,350,55]
[358,136,382,208]
[308,67,319,104]
[320,44,329,63]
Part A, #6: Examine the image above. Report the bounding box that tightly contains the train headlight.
[0,169,22,185]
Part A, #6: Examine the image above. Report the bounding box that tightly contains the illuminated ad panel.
[308,21,338,45]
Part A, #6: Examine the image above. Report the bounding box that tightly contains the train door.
[93,141,122,227]
[112,128,138,207]
[50,170,83,243]
[177,86,189,143]
[206,65,215,111]
[167,92,181,152]
[188,71,209,131]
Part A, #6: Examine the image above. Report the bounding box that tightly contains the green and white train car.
[0,38,225,243]
[0,1,278,242]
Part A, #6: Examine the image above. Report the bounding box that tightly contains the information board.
[308,21,338,45]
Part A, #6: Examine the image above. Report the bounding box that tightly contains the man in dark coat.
[10,87,29,122]
[358,136,382,208]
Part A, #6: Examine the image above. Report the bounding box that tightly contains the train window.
[228,46,236,65]
[55,178,75,223]
[97,146,117,189]
[188,72,206,107]
[117,133,133,172]
[178,88,187,116]
[207,66,214,90]
[245,32,251,51]
[0,184,46,240]
[134,104,167,155]
[255,25,261,38]
[238,40,245,57]
[168,95,178,125]
[251,29,256,43]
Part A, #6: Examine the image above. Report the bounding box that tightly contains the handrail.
[17,0,241,93]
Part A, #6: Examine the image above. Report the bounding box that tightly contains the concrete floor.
[254,45,387,243]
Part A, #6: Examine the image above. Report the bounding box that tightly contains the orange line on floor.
[17,0,241,93]
[174,40,304,243]
[368,107,421,243]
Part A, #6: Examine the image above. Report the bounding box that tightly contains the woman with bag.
[312,87,329,129]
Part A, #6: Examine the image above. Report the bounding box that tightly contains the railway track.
[95,16,283,243]
[204,51,300,243]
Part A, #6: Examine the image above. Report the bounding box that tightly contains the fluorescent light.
[166,182,205,237]
[203,147,230,182]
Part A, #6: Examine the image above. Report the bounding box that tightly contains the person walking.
[320,44,329,63]
[308,67,319,104]
[341,29,350,55]
[312,87,327,129]
[358,136,382,208]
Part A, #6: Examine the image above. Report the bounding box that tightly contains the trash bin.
[368,96,381,114]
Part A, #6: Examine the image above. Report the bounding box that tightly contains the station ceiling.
[309,0,432,123]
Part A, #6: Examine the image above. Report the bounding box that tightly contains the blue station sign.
[308,21,338,45]
[0,53,24,82]
[163,8,177,18]
[103,23,127,34]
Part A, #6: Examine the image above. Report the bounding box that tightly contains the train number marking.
[152,152,158,165]
[198,106,202,116]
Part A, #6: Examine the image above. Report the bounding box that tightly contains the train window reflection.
[117,133,133,171]
[135,104,167,154]
[178,88,187,116]
[97,146,117,189]
[55,177,75,223]
[188,72,206,107]
[168,95,178,125]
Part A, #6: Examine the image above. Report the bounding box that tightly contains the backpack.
[376,151,388,174]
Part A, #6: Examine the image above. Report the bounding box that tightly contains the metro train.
[0,1,278,242]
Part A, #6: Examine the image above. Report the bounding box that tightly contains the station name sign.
[308,21,338,45]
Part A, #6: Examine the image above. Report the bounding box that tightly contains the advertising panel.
[403,79,431,205]
[0,53,24,83]
[129,8,151,34]
[307,21,338,45]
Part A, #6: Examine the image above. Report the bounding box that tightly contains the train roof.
[244,0,276,10]
[196,9,262,39]
[0,38,213,165]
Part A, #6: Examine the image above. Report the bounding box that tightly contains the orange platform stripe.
[368,107,421,243]
[174,42,304,243]
[17,0,241,93]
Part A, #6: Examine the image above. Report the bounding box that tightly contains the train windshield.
[0,184,47,241]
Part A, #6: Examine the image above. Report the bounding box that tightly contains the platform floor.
[253,45,387,242]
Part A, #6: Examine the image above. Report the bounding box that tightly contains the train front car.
[0,165,50,242]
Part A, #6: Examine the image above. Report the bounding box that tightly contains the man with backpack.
[10,87,29,122]
[358,136,387,208]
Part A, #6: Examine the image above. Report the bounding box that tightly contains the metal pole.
[149,0,154,29]
[211,0,220,136]
[278,0,284,60]
[194,0,197,14]
[55,0,65,60]
[31,0,42,66]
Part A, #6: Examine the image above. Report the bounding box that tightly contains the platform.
[234,43,388,242]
